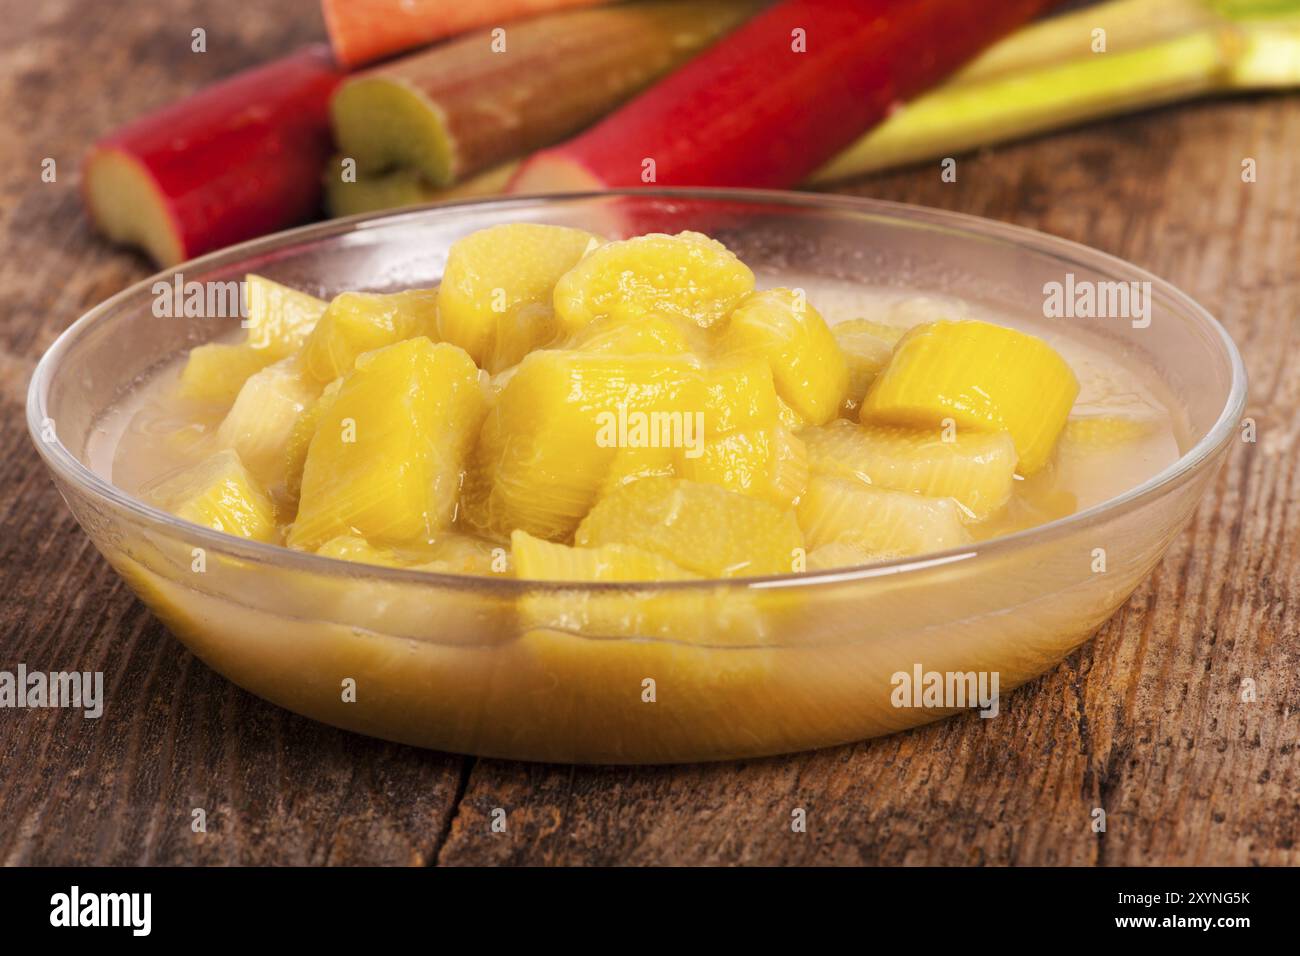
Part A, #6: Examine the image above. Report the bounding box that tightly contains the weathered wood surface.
[0,0,1295,865]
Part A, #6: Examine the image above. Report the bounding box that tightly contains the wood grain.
[0,0,1295,866]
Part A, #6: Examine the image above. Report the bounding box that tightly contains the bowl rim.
[27,187,1248,594]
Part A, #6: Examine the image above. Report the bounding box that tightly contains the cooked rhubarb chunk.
[553,231,754,333]
[676,425,808,510]
[176,275,327,406]
[512,528,770,646]
[832,318,899,415]
[698,357,780,435]
[243,273,327,356]
[462,350,700,541]
[576,477,803,577]
[860,320,1079,475]
[216,357,322,494]
[776,398,806,432]
[437,223,599,368]
[283,377,342,501]
[797,475,971,558]
[302,288,439,383]
[569,312,698,356]
[802,419,1016,521]
[177,342,281,406]
[486,305,560,375]
[721,288,849,426]
[141,448,278,542]
[513,529,694,583]
[288,337,486,550]
[599,445,677,498]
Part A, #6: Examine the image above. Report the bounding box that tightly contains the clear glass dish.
[27,190,1246,763]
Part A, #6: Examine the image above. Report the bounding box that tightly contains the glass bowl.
[27,190,1246,764]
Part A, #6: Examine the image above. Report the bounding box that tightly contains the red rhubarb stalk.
[322,0,612,69]
[83,46,342,266]
[510,0,1065,193]
[331,1,758,189]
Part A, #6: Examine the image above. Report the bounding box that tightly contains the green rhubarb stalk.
[810,0,1300,184]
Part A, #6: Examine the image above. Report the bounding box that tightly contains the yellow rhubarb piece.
[486,305,560,375]
[832,318,899,415]
[676,425,808,510]
[302,288,439,383]
[437,223,599,369]
[721,288,849,426]
[513,529,695,583]
[288,337,486,550]
[243,273,328,356]
[141,448,278,543]
[698,357,780,435]
[599,445,677,498]
[569,313,698,356]
[860,319,1079,475]
[176,275,326,406]
[797,475,971,558]
[553,231,754,333]
[512,530,767,646]
[776,398,806,432]
[576,477,804,578]
[803,419,1017,521]
[216,356,323,495]
[462,351,700,541]
[177,343,280,407]
[283,377,342,501]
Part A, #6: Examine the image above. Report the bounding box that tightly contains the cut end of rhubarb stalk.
[82,46,340,267]
[83,147,185,266]
[507,152,607,195]
[332,77,454,186]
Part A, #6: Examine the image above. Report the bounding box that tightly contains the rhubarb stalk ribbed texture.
[510,0,1065,193]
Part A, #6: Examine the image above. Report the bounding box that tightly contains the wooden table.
[1,0,1296,866]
